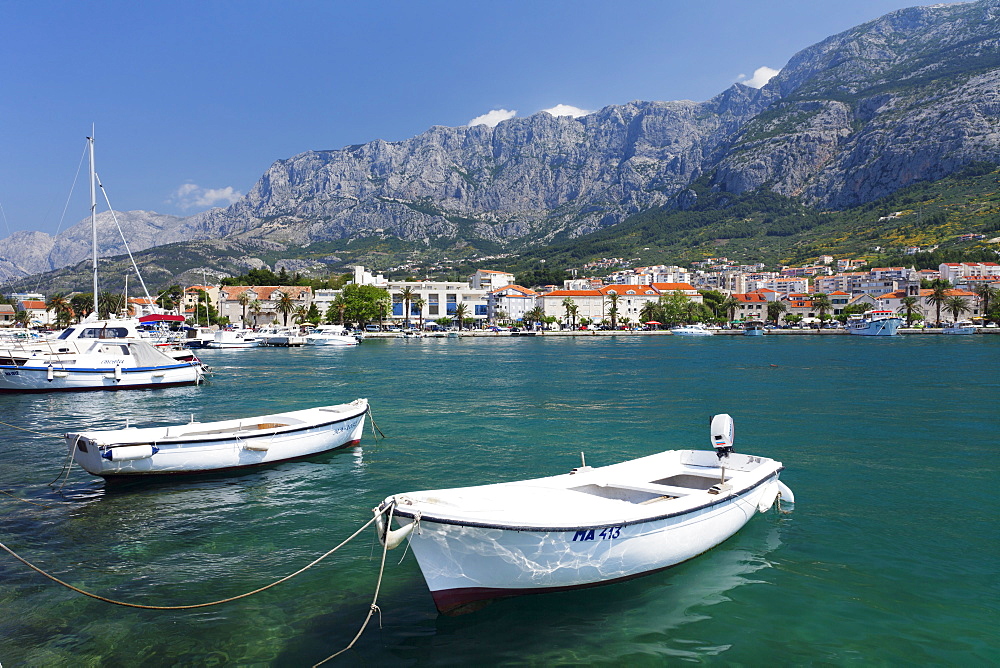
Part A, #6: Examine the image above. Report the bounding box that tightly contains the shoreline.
[365,327,1000,338]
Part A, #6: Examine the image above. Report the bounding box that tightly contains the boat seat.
[598,480,699,497]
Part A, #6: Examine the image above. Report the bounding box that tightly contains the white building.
[470,269,516,291]
[488,285,539,323]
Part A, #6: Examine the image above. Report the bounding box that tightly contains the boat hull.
[385,450,784,614]
[66,400,368,476]
[0,362,204,393]
[847,315,902,336]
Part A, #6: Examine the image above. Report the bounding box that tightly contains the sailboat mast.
[88,133,98,315]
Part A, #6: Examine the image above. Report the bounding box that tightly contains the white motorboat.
[846,310,902,336]
[65,398,369,477]
[396,330,425,339]
[670,323,714,336]
[0,319,207,392]
[207,329,260,348]
[183,326,216,349]
[942,320,977,335]
[258,325,308,347]
[304,324,360,346]
[375,414,793,614]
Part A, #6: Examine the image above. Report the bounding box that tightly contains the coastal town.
[4,258,998,333]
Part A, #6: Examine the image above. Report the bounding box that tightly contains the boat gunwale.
[390,467,782,532]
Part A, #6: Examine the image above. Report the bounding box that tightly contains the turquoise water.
[1,335,997,665]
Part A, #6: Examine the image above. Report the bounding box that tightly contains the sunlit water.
[1,335,997,665]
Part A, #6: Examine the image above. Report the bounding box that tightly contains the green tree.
[927,280,951,326]
[453,303,469,330]
[340,284,392,326]
[412,297,426,330]
[399,286,416,328]
[974,283,998,322]
[523,306,545,329]
[276,292,296,326]
[660,291,690,325]
[562,297,576,328]
[248,300,263,328]
[238,291,252,327]
[812,293,832,323]
[156,285,183,313]
[945,295,968,323]
[767,300,787,326]
[71,294,93,322]
[46,293,73,328]
[720,295,740,323]
[897,296,920,326]
[605,292,620,329]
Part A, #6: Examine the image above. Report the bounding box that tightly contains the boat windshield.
[74,327,131,339]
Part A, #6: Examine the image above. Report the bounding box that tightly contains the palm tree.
[605,292,620,329]
[945,296,968,323]
[330,295,347,325]
[412,297,426,330]
[46,293,73,328]
[238,291,252,327]
[399,286,416,328]
[812,293,832,323]
[523,306,545,329]
[14,308,30,328]
[98,291,124,319]
[568,304,579,329]
[897,296,920,326]
[562,297,576,328]
[276,292,296,326]
[376,296,391,330]
[453,302,469,330]
[720,296,740,323]
[248,300,263,328]
[292,305,309,326]
[766,300,787,326]
[974,283,998,322]
[926,281,951,326]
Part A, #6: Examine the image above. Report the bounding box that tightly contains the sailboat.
[0,134,207,392]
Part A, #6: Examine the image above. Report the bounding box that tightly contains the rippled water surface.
[1,335,997,665]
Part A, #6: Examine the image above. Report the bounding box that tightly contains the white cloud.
[541,104,592,118]
[737,66,780,89]
[170,183,243,210]
[467,109,517,127]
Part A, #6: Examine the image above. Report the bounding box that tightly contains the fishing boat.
[670,323,714,336]
[375,414,793,614]
[207,329,260,348]
[942,319,977,335]
[846,309,902,336]
[743,320,767,336]
[304,324,360,346]
[65,398,369,477]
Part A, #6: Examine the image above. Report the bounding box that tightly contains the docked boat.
[207,329,260,348]
[304,324,360,346]
[0,318,207,392]
[670,323,714,336]
[743,321,767,336]
[65,398,369,477]
[846,310,902,336]
[943,320,977,335]
[375,414,793,614]
[396,330,425,339]
[258,325,308,347]
[183,326,216,348]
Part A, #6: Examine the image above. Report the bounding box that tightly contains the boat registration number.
[571,526,622,542]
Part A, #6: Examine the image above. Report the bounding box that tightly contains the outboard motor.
[710,413,735,458]
[710,413,735,490]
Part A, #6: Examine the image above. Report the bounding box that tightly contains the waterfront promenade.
[366,327,1000,338]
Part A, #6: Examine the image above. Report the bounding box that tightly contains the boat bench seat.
[598,480,698,497]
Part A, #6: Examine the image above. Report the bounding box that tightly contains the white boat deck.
[395,450,778,528]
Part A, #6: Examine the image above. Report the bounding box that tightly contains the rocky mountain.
[4,0,1000,287]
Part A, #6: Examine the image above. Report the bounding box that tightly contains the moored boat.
[743,321,767,336]
[0,318,207,392]
[671,323,714,336]
[375,414,792,614]
[304,324,360,346]
[207,329,260,348]
[65,398,369,477]
[846,310,902,336]
[942,319,976,335]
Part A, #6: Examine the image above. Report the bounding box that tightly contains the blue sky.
[0,0,940,236]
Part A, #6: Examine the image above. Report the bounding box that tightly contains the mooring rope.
[0,505,390,611]
[0,488,54,509]
[0,419,61,438]
[367,406,386,440]
[313,503,395,666]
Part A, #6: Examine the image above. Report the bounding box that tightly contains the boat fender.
[374,504,416,550]
[102,444,159,461]
[114,365,122,381]
[777,480,795,504]
[757,481,780,513]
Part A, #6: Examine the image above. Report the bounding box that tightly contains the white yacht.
[304,325,360,346]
